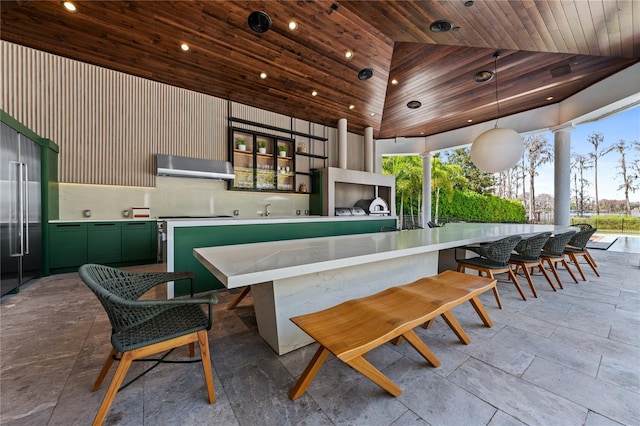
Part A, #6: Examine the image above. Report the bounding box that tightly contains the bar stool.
[508,232,555,297]
[540,230,579,289]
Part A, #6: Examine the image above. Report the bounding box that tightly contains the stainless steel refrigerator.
[1,120,42,296]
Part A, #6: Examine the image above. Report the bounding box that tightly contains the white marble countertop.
[162,215,396,227]
[194,223,575,288]
[50,215,396,225]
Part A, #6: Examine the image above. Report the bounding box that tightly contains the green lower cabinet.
[121,221,154,262]
[88,222,121,263]
[49,222,88,269]
[49,220,156,274]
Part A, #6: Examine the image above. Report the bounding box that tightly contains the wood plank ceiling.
[1,0,638,139]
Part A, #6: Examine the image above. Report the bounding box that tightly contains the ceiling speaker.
[429,20,453,33]
[358,68,374,80]
[248,11,272,33]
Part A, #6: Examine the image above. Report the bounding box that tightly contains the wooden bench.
[288,270,496,400]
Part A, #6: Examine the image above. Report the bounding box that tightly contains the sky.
[529,106,639,201]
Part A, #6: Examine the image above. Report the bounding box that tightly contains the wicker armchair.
[456,235,524,309]
[79,264,218,426]
[540,231,579,289]
[564,227,600,280]
[508,232,555,297]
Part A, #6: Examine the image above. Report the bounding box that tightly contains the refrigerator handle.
[23,162,29,254]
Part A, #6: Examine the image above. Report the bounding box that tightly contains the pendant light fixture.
[470,52,524,173]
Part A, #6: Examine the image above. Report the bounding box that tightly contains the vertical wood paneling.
[1,41,349,187]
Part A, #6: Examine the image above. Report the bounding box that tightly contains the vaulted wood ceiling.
[1,0,638,139]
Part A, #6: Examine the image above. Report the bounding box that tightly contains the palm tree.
[431,156,465,224]
[606,140,635,215]
[523,135,552,222]
[587,132,608,215]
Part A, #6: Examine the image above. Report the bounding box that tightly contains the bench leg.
[227,286,251,310]
[289,346,330,400]
[468,296,493,327]
[401,329,441,367]
[345,356,403,397]
[439,310,471,345]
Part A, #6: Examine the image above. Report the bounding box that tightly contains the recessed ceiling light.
[546,96,554,101]
[260,72,267,79]
[349,104,355,110]
[391,79,399,85]
[467,119,473,123]
[63,1,77,12]
[345,51,353,59]
[370,112,375,117]
[407,100,422,109]
[180,43,190,51]
[420,132,425,135]
[288,21,298,30]
[311,90,318,96]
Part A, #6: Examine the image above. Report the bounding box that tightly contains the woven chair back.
[568,227,597,249]
[79,264,173,333]
[514,232,551,259]
[472,235,522,264]
[572,223,593,231]
[542,230,577,256]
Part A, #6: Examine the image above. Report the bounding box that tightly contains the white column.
[422,152,432,227]
[338,118,347,169]
[364,126,374,172]
[551,124,574,226]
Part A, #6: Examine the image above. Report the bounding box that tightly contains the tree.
[606,140,637,215]
[572,153,592,216]
[587,132,609,215]
[431,155,466,224]
[383,155,423,226]
[523,135,552,222]
[445,148,495,194]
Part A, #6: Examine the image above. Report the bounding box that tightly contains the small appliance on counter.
[132,207,150,219]
[334,206,367,216]
[354,197,390,216]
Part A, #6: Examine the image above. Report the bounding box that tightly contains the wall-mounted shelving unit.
[227,115,327,194]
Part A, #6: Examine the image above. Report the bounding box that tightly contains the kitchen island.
[194,223,575,354]
[163,215,398,296]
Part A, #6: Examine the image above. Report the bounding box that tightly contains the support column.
[338,118,347,169]
[422,152,432,227]
[364,126,374,172]
[551,124,574,226]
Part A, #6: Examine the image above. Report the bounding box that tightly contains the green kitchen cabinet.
[49,222,88,269]
[121,221,154,262]
[87,222,121,263]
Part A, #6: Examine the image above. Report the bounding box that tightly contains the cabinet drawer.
[49,223,88,268]
[88,222,121,263]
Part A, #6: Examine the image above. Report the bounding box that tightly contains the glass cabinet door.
[276,139,294,191]
[230,129,295,192]
[255,136,275,190]
[231,131,254,189]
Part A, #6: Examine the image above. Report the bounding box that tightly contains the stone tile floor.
[1,245,639,425]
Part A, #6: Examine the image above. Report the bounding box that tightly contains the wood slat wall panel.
[1,41,229,187]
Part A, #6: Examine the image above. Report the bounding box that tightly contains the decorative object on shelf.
[278,145,287,157]
[298,183,308,193]
[297,143,307,153]
[236,137,247,151]
[258,140,267,154]
[470,51,524,173]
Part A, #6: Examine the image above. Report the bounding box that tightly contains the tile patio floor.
[1,242,639,425]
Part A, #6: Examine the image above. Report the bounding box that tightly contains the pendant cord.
[494,52,500,128]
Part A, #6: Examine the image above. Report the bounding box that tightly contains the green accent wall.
[173,219,397,296]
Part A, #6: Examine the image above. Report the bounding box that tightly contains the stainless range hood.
[156,154,235,180]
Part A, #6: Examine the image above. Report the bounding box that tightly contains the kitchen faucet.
[265,203,272,216]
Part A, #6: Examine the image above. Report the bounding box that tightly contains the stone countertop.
[194,223,576,289]
[50,216,396,225]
